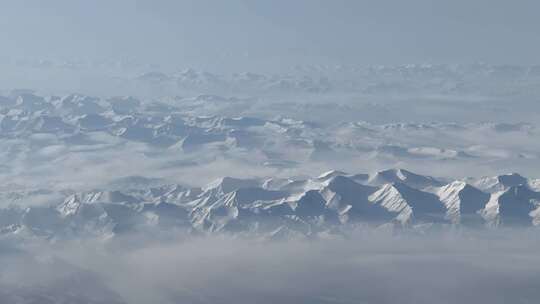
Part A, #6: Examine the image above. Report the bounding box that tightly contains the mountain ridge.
[2,169,540,240]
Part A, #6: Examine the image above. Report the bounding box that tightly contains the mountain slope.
[1,169,540,239]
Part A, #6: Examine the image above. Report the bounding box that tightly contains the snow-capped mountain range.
[8,61,540,96]
[1,92,538,180]
[2,168,540,240]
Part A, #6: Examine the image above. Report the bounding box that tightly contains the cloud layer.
[2,230,540,304]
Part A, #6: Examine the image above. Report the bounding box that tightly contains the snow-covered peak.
[472,173,528,193]
[368,168,443,189]
[436,181,489,224]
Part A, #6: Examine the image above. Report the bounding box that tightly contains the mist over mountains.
[2,64,540,239]
[3,0,540,302]
[2,60,540,302]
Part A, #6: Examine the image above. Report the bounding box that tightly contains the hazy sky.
[1,0,540,70]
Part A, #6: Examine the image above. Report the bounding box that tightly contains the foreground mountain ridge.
[2,169,540,240]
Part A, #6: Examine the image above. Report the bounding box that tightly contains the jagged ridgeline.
[2,169,539,240]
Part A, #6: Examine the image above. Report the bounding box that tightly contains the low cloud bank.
[2,230,540,304]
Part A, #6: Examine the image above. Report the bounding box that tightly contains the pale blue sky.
[1,0,539,71]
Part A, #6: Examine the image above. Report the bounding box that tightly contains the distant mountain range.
[1,92,536,169]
